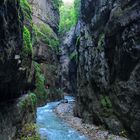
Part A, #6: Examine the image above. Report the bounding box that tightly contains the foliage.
[52,0,63,9]
[19,92,37,110]
[20,0,32,22]
[59,0,81,35]
[34,62,48,103]
[59,4,76,35]
[22,26,32,57]
[101,95,112,108]
[69,51,77,61]
[34,24,59,50]
[20,123,40,140]
[74,0,81,21]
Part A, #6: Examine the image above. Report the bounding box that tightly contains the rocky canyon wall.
[30,0,62,102]
[0,0,61,139]
[0,0,31,101]
[75,0,140,139]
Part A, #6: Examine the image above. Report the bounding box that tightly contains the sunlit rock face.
[75,0,140,139]
[31,0,59,32]
[0,0,31,101]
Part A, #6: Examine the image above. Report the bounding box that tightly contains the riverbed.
[36,96,88,140]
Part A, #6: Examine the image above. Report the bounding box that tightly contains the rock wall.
[0,0,61,139]
[75,0,140,139]
[30,0,62,102]
[0,94,36,140]
[59,22,80,95]
[0,0,31,101]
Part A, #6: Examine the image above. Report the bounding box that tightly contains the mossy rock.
[18,93,37,111]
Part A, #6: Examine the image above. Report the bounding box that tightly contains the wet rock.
[0,94,36,140]
[61,99,68,103]
[75,0,140,139]
[0,0,32,101]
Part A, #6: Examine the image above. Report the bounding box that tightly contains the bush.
[20,123,40,140]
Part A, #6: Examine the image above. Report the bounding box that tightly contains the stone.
[74,0,140,139]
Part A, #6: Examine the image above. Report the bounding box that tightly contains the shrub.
[20,123,40,140]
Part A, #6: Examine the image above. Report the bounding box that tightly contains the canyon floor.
[55,101,129,140]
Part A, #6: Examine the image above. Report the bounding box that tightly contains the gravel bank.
[55,102,129,140]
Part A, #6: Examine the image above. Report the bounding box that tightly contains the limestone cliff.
[0,0,61,139]
[0,0,30,101]
[74,0,140,139]
[30,0,62,102]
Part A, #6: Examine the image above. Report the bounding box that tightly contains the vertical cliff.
[75,0,140,139]
[0,0,30,101]
[30,0,62,103]
[0,0,36,139]
[0,0,61,139]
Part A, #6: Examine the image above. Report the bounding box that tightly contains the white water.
[36,96,88,140]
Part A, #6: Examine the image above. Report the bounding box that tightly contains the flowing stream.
[36,96,88,140]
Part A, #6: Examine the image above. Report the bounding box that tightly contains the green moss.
[97,33,105,52]
[69,51,77,61]
[34,62,48,103]
[20,0,32,22]
[100,95,112,109]
[34,24,59,50]
[22,26,32,56]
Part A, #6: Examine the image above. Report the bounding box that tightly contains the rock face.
[59,27,76,94]
[31,0,62,101]
[0,94,36,140]
[59,23,80,95]
[31,0,59,33]
[75,0,140,139]
[0,0,30,101]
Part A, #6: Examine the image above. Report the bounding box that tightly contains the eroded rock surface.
[74,0,140,139]
[0,0,31,101]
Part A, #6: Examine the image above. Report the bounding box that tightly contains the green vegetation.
[20,0,33,62]
[19,92,37,110]
[97,33,105,52]
[53,0,63,9]
[34,62,48,104]
[69,51,77,61]
[34,23,59,50]
[20,123,40,140]
[101,95,112,109]
[20,0,32,22]
[22,26,32,56]
[59,0,81,35]
[74,0,81,20]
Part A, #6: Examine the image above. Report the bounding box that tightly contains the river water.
[36,96,88,140]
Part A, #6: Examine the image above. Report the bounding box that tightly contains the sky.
[62,0,74,5]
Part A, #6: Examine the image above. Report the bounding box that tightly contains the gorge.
[0,0,140,140]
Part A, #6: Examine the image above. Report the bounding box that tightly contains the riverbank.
[55,101,129,140]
